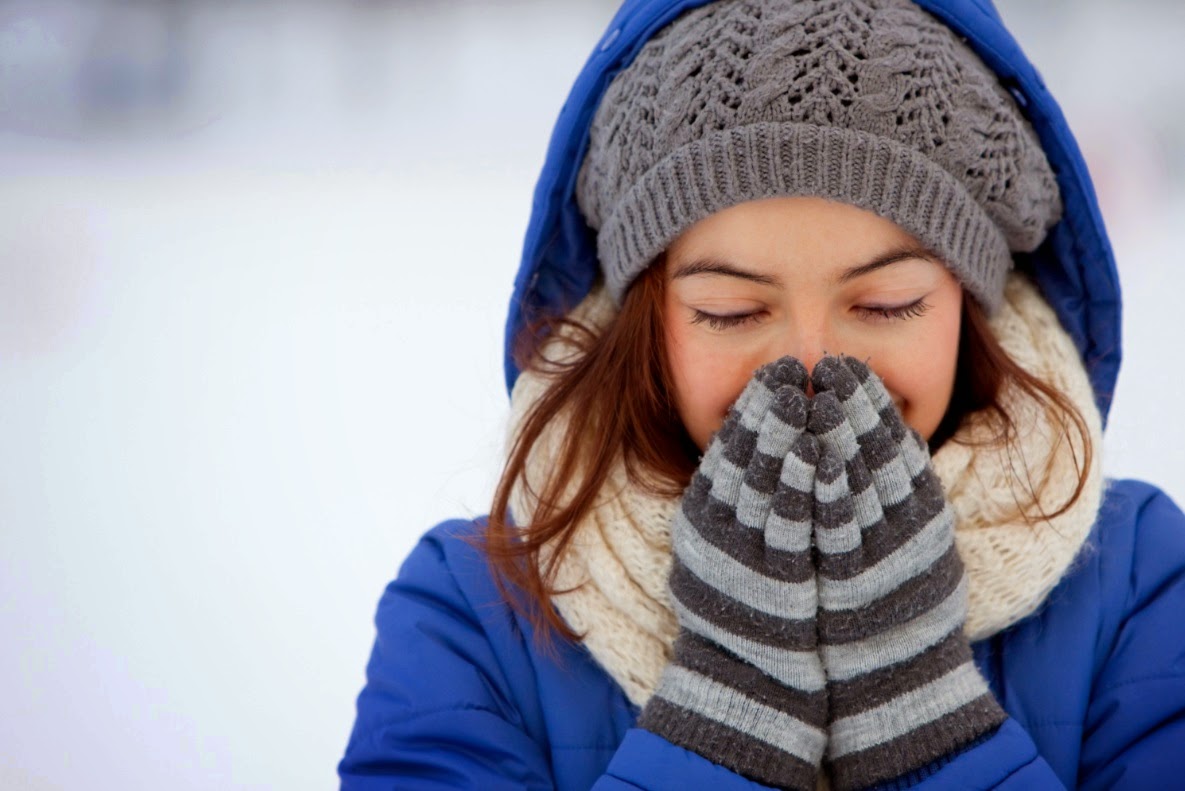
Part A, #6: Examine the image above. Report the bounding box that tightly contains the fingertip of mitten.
[756,355,809,392]
[810,355,859,399]
[791,431,819,467]
[808,390,846,435]
[772,383,810,429]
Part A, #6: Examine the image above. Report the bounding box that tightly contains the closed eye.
[690,310,763,330]
[854,298,932,322]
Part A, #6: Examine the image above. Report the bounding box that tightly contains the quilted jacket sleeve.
[338,521,555,790]
[337,520,774,791]
[1077,483,1185,789]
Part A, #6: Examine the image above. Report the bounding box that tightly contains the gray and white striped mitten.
[638,357,827,790]
[808,355,1006,790]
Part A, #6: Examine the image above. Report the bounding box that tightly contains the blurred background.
[2,1,1183,788]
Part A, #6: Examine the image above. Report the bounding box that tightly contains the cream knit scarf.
[508,274,1104,708]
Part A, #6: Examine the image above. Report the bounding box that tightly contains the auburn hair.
[482,260,1093,644]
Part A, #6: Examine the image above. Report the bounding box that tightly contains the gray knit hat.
[576,0,1063,312]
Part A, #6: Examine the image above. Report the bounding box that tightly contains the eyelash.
[690,311,763,330]
[853,298,933,322]
[690,298,932,330]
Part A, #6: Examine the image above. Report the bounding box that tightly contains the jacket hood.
[503,0,1122,425]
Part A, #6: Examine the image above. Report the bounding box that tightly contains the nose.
[772,312,848,397]
[780,323,834,395]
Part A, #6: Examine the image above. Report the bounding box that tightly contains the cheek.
[665,326,755,451]
[880,313,962,441]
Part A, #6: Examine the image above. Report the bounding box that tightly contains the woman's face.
[663,196,963,451]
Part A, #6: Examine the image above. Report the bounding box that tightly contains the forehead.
[666,197,939,283]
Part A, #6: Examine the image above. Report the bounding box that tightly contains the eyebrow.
[670,258,782,286]
[670,245,938,287]
[835,245,939,284]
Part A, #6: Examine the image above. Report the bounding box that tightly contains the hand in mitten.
[807,355,1006,790]
[638,357,827,790]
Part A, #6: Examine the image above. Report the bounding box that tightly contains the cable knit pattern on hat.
[507,273,1103,708]
[576,0,1062,311]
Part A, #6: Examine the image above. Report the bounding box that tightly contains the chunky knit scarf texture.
[508,274,1103,708]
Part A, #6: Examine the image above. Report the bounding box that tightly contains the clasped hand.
[638,355,1004,791]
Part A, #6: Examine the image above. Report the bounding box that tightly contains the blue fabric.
[501,0,1122,425]
[339,480,1185,788]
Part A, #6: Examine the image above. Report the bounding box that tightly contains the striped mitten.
[807,355,1006,790]
[638,357,827,790]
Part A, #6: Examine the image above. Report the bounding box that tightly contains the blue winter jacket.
[341,0,1185,787]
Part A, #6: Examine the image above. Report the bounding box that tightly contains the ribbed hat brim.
[598,122,1012,312]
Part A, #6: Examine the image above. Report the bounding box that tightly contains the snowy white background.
[1,1,1183,788]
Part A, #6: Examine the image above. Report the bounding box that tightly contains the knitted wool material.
[638,358,828,789]
[808,356,1006,789]
[507,273,1103,711]
[575,0,1062,312]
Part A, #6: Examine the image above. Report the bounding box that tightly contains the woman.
[340,0,1185,788]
